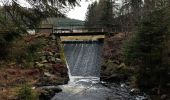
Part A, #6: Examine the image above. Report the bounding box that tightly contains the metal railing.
[53,27,109,34]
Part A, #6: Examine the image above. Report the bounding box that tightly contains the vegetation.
[0,0,80,32]
[0,0,170,99]
[0,0,78,99]
[17,85,38,100]
[0,33,68,99]
[85,0,113,28]
[124,6,170,93]
[85,0,170,98]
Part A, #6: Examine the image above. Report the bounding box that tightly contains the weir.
[51,35,147,100]
[63,40,103,83]
[51,40,109,100]
[63,41,103,77]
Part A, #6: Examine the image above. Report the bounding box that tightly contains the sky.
[0,0,121,21]
[66,0,97,21]
[66,0,121,21]
[0,0,96,21]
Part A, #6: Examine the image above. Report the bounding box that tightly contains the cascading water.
[51,40,148,100]
[63,40,102,83]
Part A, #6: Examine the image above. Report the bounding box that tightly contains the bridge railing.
[53,27,108,34]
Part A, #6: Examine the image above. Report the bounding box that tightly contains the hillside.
[41,17,85,27]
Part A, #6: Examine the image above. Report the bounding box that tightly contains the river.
[51,40,148,100]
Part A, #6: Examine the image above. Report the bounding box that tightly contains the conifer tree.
[85,0,113,29]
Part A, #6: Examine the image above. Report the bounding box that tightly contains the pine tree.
[124,7,170,90]
[96,0,113,28]
[85,0,113,29]
[85,2,98,28]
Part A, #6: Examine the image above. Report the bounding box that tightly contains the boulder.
[101,74,127,83]
[161,94,167,100]
[39,86,62,100]
[35,62,44,67]
[130,88,140,95]
[40,56,47,61]
[56,58,62,63]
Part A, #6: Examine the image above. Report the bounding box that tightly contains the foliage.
[0,0,83,48]
[85,0,113,28]
[0,0,80,33]
[0,31,19,60]
[10,38,43,64]
[84,1,98,27]
[17,84,38,100]
[123,8,170,89]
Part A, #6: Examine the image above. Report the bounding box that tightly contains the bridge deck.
[53,32,107,36]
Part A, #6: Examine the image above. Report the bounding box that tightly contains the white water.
[51,40,148,100]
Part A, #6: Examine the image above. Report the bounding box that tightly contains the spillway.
[51,40,148,100]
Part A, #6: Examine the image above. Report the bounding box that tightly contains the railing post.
[102,28,104,32]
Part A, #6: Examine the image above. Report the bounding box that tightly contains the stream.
[51,40,149,100]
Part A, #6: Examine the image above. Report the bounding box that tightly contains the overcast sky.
[0,0,96,21]
[0,0,121,21]
[66,0,121,21]
[66,0,97,21]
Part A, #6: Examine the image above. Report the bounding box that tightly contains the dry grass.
[0,68,40,100]
[0,87,18,100]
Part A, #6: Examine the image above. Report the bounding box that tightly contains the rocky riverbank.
[0,33,68,99]
[101,32,170,99]
[101,33,132,83]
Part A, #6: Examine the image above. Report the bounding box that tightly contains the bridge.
[52,27,109,36]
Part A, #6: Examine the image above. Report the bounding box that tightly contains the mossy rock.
[39,87,62,100]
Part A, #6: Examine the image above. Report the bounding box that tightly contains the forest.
[85,0,170,99]
[0,0,169,100]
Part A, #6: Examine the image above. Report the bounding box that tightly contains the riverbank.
[101,32,131,83]
[0,33,68,99]
[101,32,170,100]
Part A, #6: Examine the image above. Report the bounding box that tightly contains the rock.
[36,62,44,67]
[101,74,127,83]
[36,75,66,87]
[130,88,140,95]
[54,53,60,58]
[117,63,126,69]
[135,95,148,100]
[161,94,167,100]
[50,57,56,62]
[44,51,53,56]
[40,56,47,61]
[42,60,48,63]
[56,58,62,63]
[48,52,53,56]
[44,72,55,78]
[32,87,36,89]
[39,86,62,100]
[44,64,52,68]
[52,64,68,76]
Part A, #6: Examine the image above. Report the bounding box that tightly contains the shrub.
[17,85,38,100]
[0,31,20,60]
